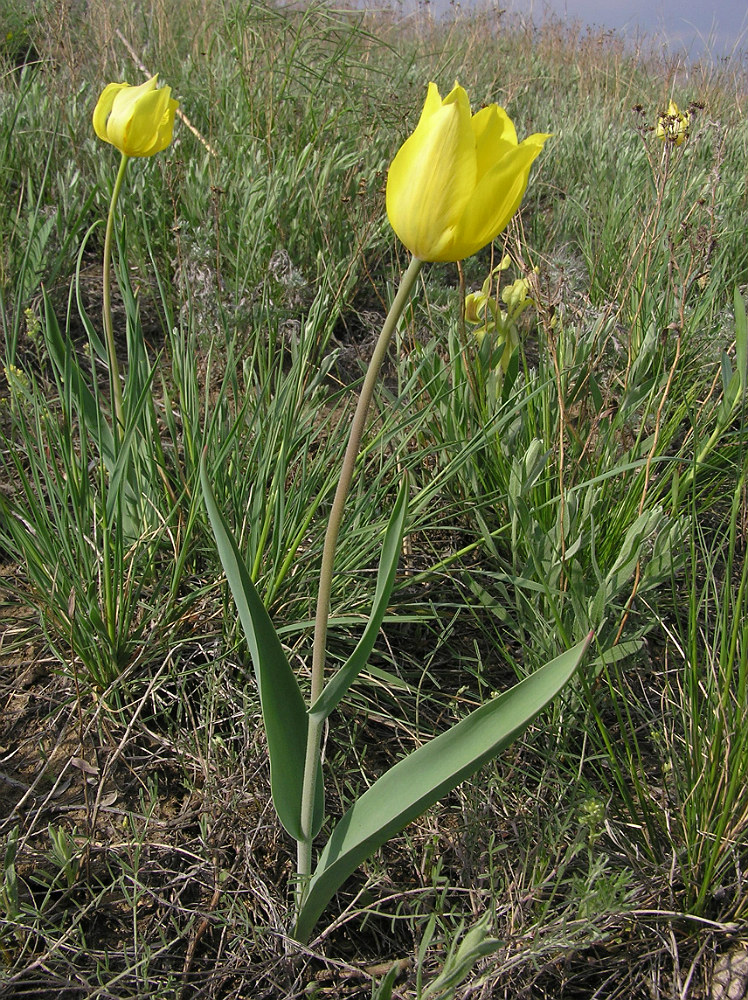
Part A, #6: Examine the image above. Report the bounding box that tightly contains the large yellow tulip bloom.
[386,82,550,262]
[93,75,178,157]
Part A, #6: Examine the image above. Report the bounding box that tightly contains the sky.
[498,0,748,61]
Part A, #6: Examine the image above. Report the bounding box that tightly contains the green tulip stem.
[102,151,130,441]
[296,253,424,897]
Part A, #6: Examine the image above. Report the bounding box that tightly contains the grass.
[0,0,747,995]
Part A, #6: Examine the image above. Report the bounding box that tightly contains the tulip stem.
[102,152,129,441]
[295,254,424,903]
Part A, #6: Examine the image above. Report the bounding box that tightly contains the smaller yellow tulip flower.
[93,75,178,157]
[386,82,550,263]
[656,100,689,146]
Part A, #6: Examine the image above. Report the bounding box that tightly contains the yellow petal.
[453,133,550,260]
[657,99,689,145]
[442,81,472,115]
[417,81,445,126]
[386,86,476,260]
[109,76,158,128]
[472,105,518,180]
[106,92,146,154]
[493,106,519,149]
[92,82,128,142]
[150,95,179,155]
[118,88,169,155]
[472,105,504,182]
[464,290,488,323]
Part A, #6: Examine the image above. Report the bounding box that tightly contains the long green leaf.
[308,475,409,723]
[294,633,592,942]
[200,454,324,841]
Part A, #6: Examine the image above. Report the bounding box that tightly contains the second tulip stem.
[102,152,129,441]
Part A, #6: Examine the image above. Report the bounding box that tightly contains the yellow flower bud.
[656,100,689,146]
[93,75,178,157]
[386,82,550,262]
[502,276,532,312]
[464,290,490,324]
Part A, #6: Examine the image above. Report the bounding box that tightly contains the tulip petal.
[387,89,476,261]
[117,74,159,109]
[150,96,178,154]
[122,89,170,155]
[109,75,158,124]
[493,106,519,148]
[92,82,128,143]
[417,81,446,125]
[455,133,550,259]
[442,81,472,116]
[106,90,157,155]
[472,105,518,180]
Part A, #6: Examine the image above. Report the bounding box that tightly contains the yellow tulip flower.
[386,82,550,262]
[656,100,689,146]
[93,75,178,157]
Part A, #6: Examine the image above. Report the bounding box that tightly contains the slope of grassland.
[0,2,747,996]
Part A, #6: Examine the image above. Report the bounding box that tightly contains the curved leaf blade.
[309,476,409,723]
[200,454,324,840]
[294,633,592,942]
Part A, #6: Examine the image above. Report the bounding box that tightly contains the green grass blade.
[200,453,324,841]
[308,476,409,723]
[734,287,746,390]
[42,290,116,468]
[294,633,592,942]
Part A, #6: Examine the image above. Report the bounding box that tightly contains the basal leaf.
[200,454,324,841]
[294,634,592,941]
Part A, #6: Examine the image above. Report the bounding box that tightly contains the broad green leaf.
[75,230,111,366]
[294,634,592,942]
[200,455,323,841]
[363,663,413,691]
[308,476,409,723]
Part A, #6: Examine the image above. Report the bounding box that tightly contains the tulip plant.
[31,75,180,685]
[199,80,592,943]
[93,76,179,437]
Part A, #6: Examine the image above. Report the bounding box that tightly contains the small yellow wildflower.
[656,100,690,146]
